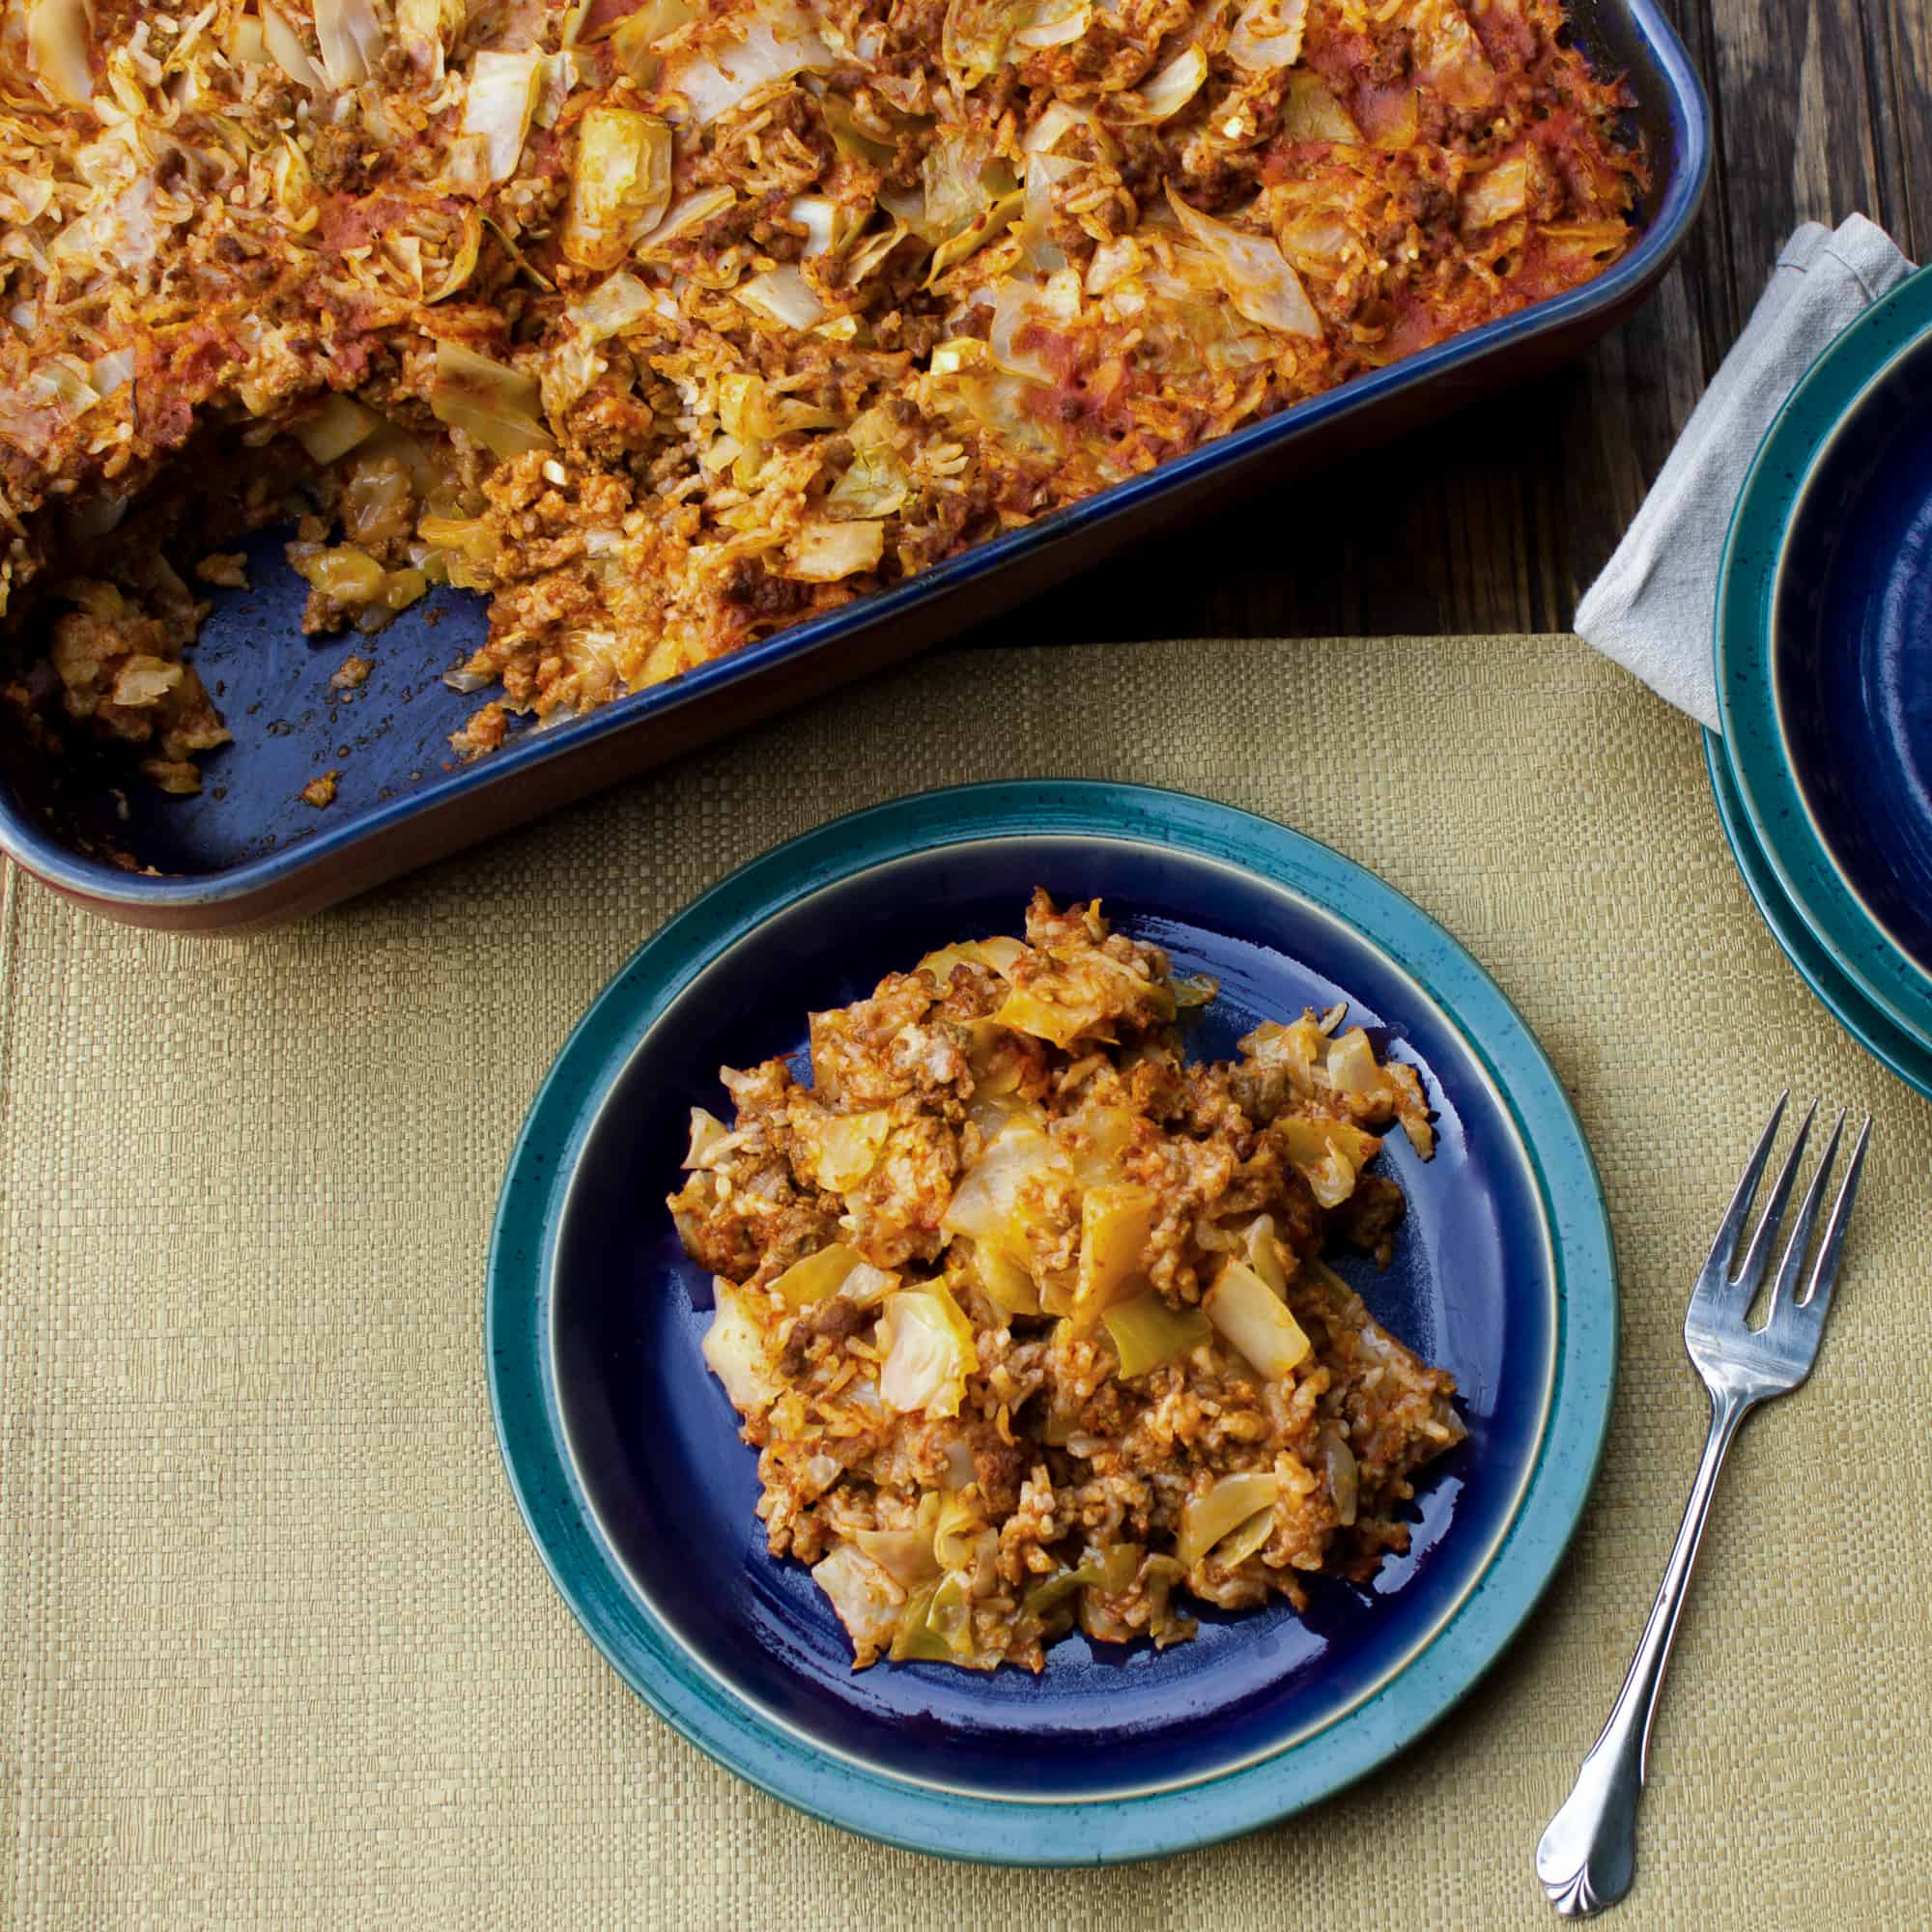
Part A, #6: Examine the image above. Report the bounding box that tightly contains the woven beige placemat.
[2,634,1928,1930]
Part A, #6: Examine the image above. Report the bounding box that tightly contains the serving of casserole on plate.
[488,782,1618,1861]
[674,888,1464,1673]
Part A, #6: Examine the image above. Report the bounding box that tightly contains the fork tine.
[1797,1115,1872,1321]
[1763,1110,1844,1324]
[1727,1098,1816,1303]
[1698,1092,1788,1284]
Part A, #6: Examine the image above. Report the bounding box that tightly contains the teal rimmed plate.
[1715,263,1932,1050]
[1704,733,1932,1100]
[487,781,1617,1863]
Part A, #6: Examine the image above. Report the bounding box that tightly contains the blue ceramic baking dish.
[0,7,1708,932]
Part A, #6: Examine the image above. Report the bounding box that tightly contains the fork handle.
[1534,1390,1751,1917]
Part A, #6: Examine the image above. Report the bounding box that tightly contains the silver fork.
[1535,1094,1872,1918]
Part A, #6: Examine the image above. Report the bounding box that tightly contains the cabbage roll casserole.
[1,0,1642,795]
[669,892,1463,1670]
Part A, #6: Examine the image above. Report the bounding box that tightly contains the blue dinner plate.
[1717,264,1932,1050]
[487,781,1617,1863]
[1705,732,1932,1102]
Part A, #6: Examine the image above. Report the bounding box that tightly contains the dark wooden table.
[973,0,1928,643]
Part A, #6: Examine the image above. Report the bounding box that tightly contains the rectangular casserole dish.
[0,0,1709,933]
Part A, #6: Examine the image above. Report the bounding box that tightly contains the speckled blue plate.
[1717,264,1932,1052]
[487,781,1617,1863]
[1705,732,1932,1101]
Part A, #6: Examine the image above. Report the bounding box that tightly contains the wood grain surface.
[976,0,1927,644]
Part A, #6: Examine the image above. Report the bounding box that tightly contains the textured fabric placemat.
[2,635,1929,1930]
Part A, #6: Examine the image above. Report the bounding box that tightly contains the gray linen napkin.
[1574,215,1916,729]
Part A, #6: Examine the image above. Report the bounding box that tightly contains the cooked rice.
[669,888,1463,1670]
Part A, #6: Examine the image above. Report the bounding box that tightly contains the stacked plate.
[1711,264,1932,1101]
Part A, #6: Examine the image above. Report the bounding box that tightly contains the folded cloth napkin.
[1574,214,1917,729]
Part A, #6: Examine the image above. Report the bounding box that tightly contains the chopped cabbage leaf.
[1214,1506,1277,1568]
[682,1105,733,1169]
[635,186,737,256]
[1205,1258,1311,1377]
[770,1242,864,1307]
[430,342,557,459]
[1243,1213,1291,1296]
[1167,189,1323,339]
[1108,45,1207,124]
[662,4,836,126]
[28,0,94,105]
[1274,1116,1380,1208]
[786,520,884,581]
[734,265,828,329]
[561,107,673,270]
[1463,155,1529,230]
[1228,0,1307,71]
[315,0,386,87]
[701,1278,779,1413]
[1280,71,1362,140]
[879,1282,979,1416]
[293,395,382,466]
[1102,1292,1211,1377]
[792,1109,891,1190]
[1072,1182,1155,1329]
[1177,1470,1280,1567]
[811,1545,904,1653]
[463,49,544,185]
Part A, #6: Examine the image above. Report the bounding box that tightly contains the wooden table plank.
[988,0,1929,644]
